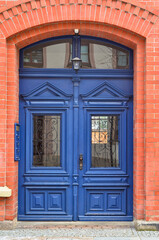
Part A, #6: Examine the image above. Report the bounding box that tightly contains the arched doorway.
[18,35,133,221]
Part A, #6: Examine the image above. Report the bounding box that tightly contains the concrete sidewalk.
[0,222,159,240]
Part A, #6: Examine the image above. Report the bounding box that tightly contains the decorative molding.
[81,81,131,107]
[0,0,158,18]
[22,82,72,101]
[0,0,158,38]
[73,175,79,186]
[81,81,130,100]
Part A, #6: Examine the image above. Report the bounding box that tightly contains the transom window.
[22,37,130,69]
[23,39,72,69]
[81,39,129,69]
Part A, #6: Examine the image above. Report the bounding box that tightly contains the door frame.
[18,35,133,221]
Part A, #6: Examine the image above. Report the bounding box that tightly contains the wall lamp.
[72,57,82,73]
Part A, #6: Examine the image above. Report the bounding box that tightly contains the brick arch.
[2,20,145,221]
[0,0,158,39]
[9,21,140,49]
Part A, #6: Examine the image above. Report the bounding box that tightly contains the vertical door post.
[72,77,80,221]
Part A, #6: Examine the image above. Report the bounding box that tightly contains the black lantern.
[72,57,82,73]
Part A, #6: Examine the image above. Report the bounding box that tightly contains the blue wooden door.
[18,36,133,221]
[78,80,133,220]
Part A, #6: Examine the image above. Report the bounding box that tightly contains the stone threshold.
[134,220,159,231]
[0,219,159,231]
[0,219,134,230]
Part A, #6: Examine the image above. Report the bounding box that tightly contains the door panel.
[78,80,133,220]
[19,81,74,220]
[26,187,67,215]
[85,188,126,215]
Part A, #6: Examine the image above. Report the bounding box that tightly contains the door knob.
[79,154,83,170]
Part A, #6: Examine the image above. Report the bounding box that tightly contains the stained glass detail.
[33,115,61,167]
[91,115,119,168]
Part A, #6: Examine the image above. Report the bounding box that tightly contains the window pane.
[81,45,89,53]
[81,54,89,63]
[81,39,129,69]
[91,115,119,168]
[33,115,61,167]
[23,39,72,68]
[117,51,128,67]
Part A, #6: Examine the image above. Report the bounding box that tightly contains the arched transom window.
[22,36,131,70]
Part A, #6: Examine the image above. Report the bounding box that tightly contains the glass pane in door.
[33,115,61,167]
[23,39,72,68]
[91,115,119,168]
[81,39,129,69]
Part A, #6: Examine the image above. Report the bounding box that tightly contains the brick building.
[0,0,159,223]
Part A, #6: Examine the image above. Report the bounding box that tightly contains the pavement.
[0,222,159,240]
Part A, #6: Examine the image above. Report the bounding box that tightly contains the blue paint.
[18,36,133,221]
[72,78,80,221]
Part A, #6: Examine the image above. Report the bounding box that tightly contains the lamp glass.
[72,57,82,71]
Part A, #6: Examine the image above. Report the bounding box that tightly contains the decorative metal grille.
[33,115,61,167]
[91,115,119,168]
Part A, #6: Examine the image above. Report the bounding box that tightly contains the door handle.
[79,154,83,170]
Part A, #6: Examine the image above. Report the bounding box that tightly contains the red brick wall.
[0,0,158,222]
[144,18,159,221]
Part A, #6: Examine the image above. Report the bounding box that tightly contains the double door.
[19,75,133,221]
